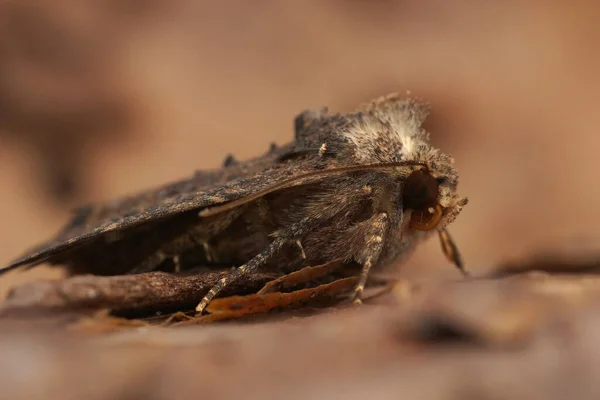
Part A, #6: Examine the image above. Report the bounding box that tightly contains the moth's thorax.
[328,94,467,230]
[342,114,425,164]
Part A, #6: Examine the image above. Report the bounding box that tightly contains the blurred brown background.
[1,0,599,297]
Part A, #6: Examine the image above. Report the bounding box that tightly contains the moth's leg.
[172,255,181,273]
[352,213,389,305]
[129,209,242,275]
[201,241,220,263]
[195,237,287,314]
[295,240,307,261]
[195,216,316,314]
[128,251,167,274]
[185,235,219,265]
[438,229,469,277]
[129,251,186,274]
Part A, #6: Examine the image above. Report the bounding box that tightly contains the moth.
[1,94,468,314]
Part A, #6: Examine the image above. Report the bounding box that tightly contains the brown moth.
[0,94,468,314]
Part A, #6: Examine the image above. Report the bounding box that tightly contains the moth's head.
[400,165,467,233]
[337,93,467,233]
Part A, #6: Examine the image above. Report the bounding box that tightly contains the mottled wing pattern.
[2,136,341,271]
[2,94,428,273]
[3,143,320,271]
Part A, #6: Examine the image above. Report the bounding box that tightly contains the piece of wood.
[0,269,276,317]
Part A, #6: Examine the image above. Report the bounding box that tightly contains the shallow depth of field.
[1,2,600,399]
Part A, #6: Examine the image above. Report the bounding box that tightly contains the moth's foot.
[351,285,364,305]
[295,240,307,260]
[196,287,220,315]
[195,297,211,314]
[196,275,232,314]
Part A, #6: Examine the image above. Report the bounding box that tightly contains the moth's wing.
[5,172,227,272]
[1,146,337,273]
[2,101,384,274]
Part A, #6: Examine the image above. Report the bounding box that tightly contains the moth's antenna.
[199,161,427,218]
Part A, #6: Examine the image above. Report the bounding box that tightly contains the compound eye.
[402,169,442,231]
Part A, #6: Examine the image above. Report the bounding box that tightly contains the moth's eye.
[402,169,442,231]
[402,169,439,210]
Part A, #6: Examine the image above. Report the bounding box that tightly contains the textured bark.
[1,268,276,317]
